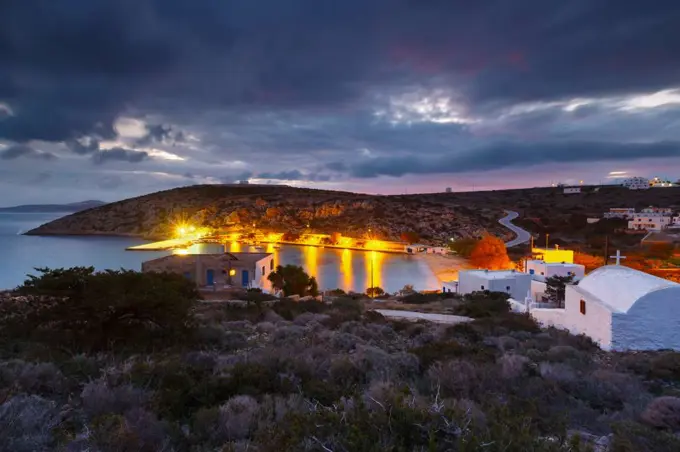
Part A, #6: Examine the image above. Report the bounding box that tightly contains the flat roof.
[526,260,584,268]
[144,252,272,266]
[462,270,524,279]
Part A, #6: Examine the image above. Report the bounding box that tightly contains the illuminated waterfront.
[0,213,439,293]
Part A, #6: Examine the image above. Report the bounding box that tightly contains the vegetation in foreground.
[1,268,680,451]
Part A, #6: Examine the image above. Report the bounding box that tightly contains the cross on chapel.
[610,250,626,265]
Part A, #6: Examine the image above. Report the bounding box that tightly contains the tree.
[330,232,342,245]
[469,235,511,270]
[449,237,479,258]
[227,211,241,224]
[5,267,199,352]
[400,231,420,244]
[544,275,574,308]
[267,265,318,297]
[366,287,385,297]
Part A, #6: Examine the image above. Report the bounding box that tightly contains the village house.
[142,252,275,291]
[405,244,447,254]
[603,208,636,219]
[524,260,586,302]
[563,186,581,194]
[620,176,649,190]
[456,269,532,301]
[628,213,672,231]
[531,246,574,264]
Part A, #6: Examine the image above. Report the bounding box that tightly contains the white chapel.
[537,263,680,351]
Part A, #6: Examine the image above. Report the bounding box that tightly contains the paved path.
[373,309,472,324]
[499,210,532,247]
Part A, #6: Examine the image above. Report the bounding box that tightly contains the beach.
[417,253,470,284]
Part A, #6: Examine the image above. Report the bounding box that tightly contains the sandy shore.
[417,253,471,283]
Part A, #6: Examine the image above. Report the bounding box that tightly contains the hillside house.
[563,187,581,194]
[628,213,672,231]
[514,264,680,351]
[603,208,636,219]
[524,260,586,302]
[620,177,650,190]
[457,269,532,301]
[142,252,275,291]
[531,247,574,264]
[405,244,447,254]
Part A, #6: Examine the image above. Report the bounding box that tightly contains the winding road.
[499,210,532,248]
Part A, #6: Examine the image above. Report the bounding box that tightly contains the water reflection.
[303,245,318,279]
[365,250,384,290]
[341,249,353,290]
[182,241,438,293]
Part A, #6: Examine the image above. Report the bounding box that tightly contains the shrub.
[611,420,680,452]
[81,409,171,452]
[0,360,66,396]
[410,340,495,369]
[0,394,61,452]
[640,396,680,431]
[499,353,530,379]
[81,380,149,418]
[455,291,511,318]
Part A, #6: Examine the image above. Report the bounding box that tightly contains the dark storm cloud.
[1,0,679,144]
[348,141,680,178]
[66,138,100,155]
[0,144,57,161]
[134,124,184,146]
[91,148,149,165]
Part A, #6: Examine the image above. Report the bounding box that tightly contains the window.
[262,265,265,275]
[506,286,511,291]
[567,271,572,276]
[270,259,274,270]
[481,285,485,290]
[580,300,586,315]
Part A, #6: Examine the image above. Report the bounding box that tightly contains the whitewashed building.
[628,213,672,231]
[620,177,650,190]
[563,187,581,194]
[603,208,636,219]
[458,269,532,301]
[525,260,585,279]
[518,264,680,351]
[641,207,673,215]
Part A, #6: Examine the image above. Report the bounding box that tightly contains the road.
[499,210,532,248]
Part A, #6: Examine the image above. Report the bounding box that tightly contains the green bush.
[454,291,510,318]
[1,268,199,353]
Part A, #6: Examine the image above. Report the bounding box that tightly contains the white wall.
[611,288,680,351]
[531,308,566,328]
[459,271,531,300]
[254,255,275,291]
[531,279,547,301]
[564,286,613,350]
[525,261,585,279]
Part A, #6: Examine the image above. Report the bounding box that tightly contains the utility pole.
[545,233,549,249]
[603,235,609,266]
[370,253,374,298]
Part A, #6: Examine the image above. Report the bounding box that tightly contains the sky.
[1,0,680,205]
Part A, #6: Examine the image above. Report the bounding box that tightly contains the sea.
[0,212,439,293]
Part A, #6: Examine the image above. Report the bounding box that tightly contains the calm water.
[0,213,438,292]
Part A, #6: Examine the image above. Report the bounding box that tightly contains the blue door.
[241,270,249,287]
[206,269,215,286]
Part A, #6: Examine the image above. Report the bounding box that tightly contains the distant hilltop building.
[619,177,649,190]
[650,177,675,188]
[445,187,452,193]
[563,186,581,194]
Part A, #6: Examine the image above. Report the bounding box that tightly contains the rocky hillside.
[26,185,508,244]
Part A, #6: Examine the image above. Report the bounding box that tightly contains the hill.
[25,185,507,243]
[0,200,106,213]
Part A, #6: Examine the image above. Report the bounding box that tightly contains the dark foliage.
[1,267,198,353]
